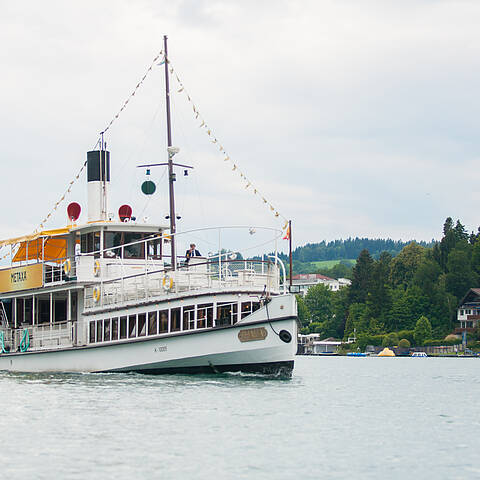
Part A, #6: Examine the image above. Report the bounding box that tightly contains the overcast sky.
[1,0,480,253]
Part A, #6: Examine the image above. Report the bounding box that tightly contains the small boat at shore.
[0,37,298,376]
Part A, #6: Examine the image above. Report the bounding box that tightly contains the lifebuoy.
[162,275,174,290]
[63,259,71,275]
[94,260,101,277]
[93,286,101,303]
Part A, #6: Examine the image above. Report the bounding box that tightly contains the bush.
[398,330,414,344]
[369,334,386,346]
[414,316,433,346]
[382,332,399,347]
[398,338,411,349]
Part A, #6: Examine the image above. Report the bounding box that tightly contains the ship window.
[89,321,95,343]
[159,310,168,333]
[138,313,146,337]
[104,319,111,342]
[241,302,252,319]
[128,315,137,338]
[54,298,67,323]
[197,304,213,328]
[112,317,119,340]
[171,308,181,332]
[252,302,260,312]
[96,320,103,342]
[104,232,157,259]
[38,299,50,324]
[81,232,101,255]
[183,306,195,330]
[147,237,162,259]
[148,311,157,335]
[16,298,24,325]
[217,302,237,327]
[120,316,127,339]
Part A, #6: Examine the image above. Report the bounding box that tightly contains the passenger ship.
[0,38,298,376]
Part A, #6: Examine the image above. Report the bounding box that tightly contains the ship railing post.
[218,228,222,285]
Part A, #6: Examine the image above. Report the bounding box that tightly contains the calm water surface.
[1,356,479,479]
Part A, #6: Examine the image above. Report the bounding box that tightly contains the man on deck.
[185,243,201,263]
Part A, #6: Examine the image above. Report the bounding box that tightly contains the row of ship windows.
[89,301,261,344]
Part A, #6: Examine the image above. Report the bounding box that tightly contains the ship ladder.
[0,301,9,328]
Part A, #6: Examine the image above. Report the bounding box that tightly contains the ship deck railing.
[1,321,76,353]
[83,258,284,310]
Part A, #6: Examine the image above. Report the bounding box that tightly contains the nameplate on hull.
[0,264,43,293]
[238,327,268,342]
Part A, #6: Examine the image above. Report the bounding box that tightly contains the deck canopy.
[0,227,72,263]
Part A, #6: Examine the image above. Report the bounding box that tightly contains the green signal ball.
[141,180,156,195]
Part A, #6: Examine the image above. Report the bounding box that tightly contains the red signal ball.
[67,202,81,221]
[118,204,133,222]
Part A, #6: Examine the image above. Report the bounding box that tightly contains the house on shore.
[456,288,480,333]
[291,273,351,296]
[297,333,342,354]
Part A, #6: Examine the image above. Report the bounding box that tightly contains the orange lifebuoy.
[63,259,71,275]
[93,286,101,302]
[94,260,101,277]
[162,275,174,290]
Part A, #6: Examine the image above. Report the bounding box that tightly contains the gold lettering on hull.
[0,264,43,293]
[238,327,268,342]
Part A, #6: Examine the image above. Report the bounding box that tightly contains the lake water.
[1,356,479,479]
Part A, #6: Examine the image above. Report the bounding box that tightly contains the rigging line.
[101,49,164,136]
[167,59,288,229]
[34,136,100,233]
[138,168,167,220]
[119,96,165,182]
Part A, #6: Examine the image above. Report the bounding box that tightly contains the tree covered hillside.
[293,238,433,262]
[298,218,480,348]
[278,238,434,275]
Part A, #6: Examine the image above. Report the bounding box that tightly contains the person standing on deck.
[185,243,201,263]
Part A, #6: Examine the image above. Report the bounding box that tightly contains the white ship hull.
[0,317,297,376]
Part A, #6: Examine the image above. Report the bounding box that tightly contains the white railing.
[13,322,76,351]
[84,259,282,309]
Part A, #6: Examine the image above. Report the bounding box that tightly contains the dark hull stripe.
[102,360,294,377]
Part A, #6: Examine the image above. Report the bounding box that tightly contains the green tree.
[413,316,433,345]
[344,302,368,338]
[390,242,424,287]
[304,284,333,323]
[445,246,477,300]
[413,252,442,297]
[348,249,374,304]
[367,251,392,321]
[382,332,399,347]
[471,239,480,276]
[331,286,350,338]
[385,287,410,331]
[398,338,411,349]
[296,295,311,328]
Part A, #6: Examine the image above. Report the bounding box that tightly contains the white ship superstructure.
[0,36,297,376]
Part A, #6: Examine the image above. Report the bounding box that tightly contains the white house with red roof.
[291,273,351,296]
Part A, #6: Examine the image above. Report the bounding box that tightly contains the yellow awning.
[0,226,72,249]
[13,237,67,263]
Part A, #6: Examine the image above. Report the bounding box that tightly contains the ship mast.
[164,35,177,270]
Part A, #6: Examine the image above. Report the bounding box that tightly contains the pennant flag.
[283,227,290,240]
